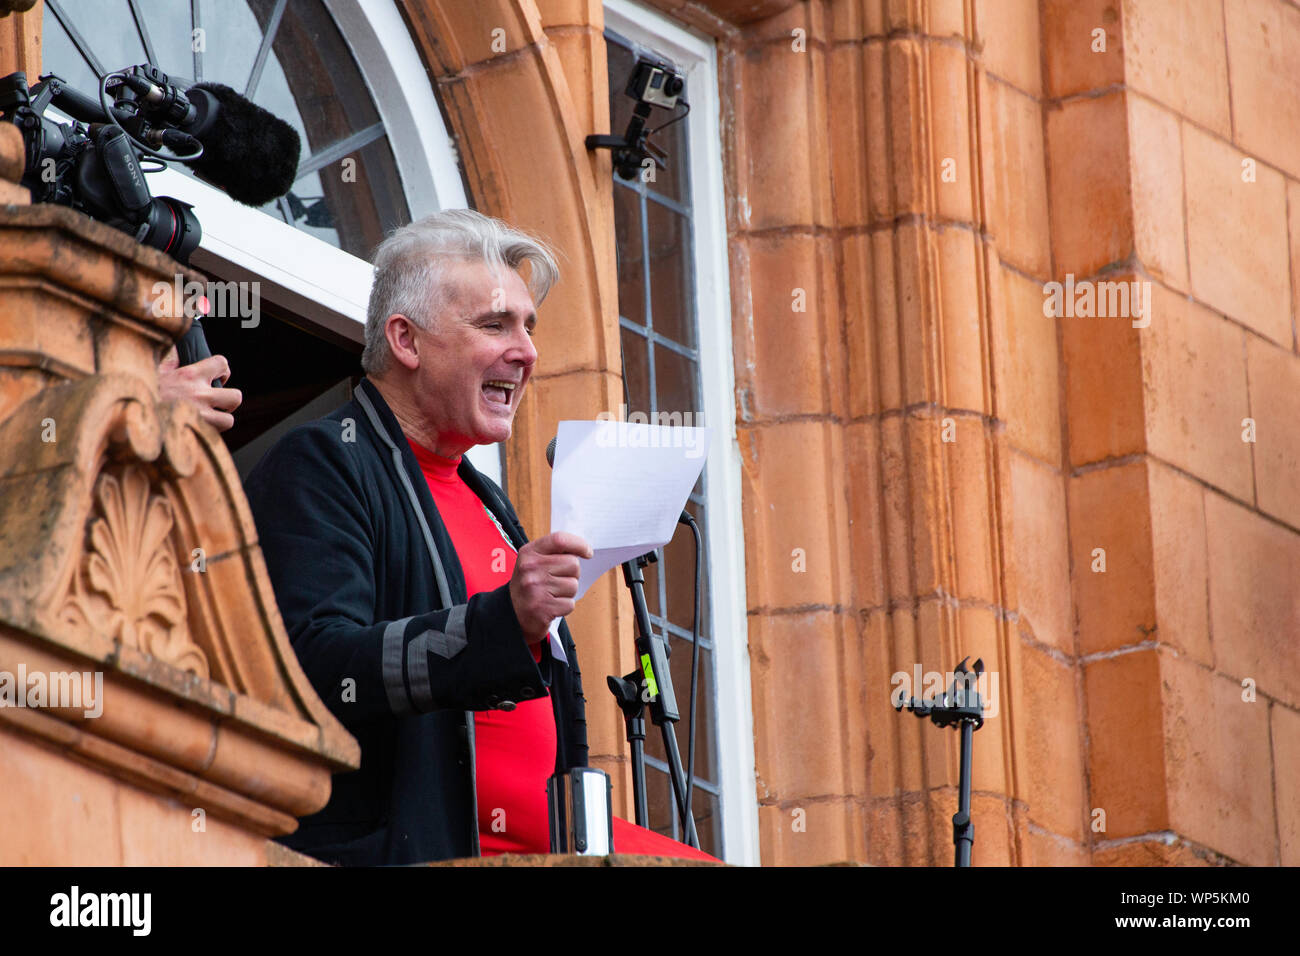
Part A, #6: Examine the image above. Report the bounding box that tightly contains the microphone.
[50,72,301,206]
[180,83,301,206]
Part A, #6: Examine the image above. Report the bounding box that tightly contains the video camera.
[0,63,301,364]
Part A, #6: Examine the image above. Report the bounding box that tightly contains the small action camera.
[626,58,684,110]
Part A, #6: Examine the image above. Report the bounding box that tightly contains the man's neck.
[368,375,470,459]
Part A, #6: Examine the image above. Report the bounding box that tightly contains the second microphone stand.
[895,656,986,866]
[607,549,700,849]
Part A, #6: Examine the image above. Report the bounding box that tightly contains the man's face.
[409,258,538,452]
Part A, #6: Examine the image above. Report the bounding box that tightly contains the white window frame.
[603,0,758,866]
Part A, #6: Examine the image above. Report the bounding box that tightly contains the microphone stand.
[607,548,700,849]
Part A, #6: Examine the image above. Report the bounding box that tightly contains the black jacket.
[243,377,588,865]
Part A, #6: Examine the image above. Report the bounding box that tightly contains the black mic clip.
[113,66,195,130]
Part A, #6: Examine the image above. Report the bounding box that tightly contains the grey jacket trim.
[405,634,432,711]
[382,616,415,714]
[405,607,470,711]
[354,384,453,608]
[444,604,468,654]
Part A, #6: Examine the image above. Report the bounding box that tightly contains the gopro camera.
[626,58,684,110]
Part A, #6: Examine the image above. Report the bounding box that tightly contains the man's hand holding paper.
[509,531,593,644]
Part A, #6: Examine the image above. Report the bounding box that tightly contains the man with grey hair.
[243,209,593,865]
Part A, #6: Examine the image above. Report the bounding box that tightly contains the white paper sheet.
[549,419,712,601]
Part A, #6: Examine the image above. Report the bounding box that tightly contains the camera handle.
[174,319,225,388]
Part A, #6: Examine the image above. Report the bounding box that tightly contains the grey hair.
[361,208,560,376]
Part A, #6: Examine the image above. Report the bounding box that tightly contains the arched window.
[40,0,500,481]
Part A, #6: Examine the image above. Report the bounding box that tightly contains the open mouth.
[482,379,518,409]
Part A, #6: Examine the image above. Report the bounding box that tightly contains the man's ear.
[384,314,421,371]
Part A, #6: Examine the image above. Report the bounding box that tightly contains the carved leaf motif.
[74,468,208,676]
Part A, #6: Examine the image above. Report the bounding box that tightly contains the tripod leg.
[661,720,700,849]
[630,730,648,829]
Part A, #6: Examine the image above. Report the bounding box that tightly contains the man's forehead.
[438,258,532,306]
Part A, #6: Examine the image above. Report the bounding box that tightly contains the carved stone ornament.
[59,466,208,677]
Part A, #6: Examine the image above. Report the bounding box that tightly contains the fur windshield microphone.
[181,83,301,206]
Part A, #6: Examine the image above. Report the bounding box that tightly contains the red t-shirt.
[409,438,719,863]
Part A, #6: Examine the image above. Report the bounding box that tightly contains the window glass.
[645,198,694,348]
[41,8,99,92]
[134,0,195,81]
[53,0,145,80]
[614,182,645,327]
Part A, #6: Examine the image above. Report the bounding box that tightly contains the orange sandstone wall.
[650,0,1299,865]
[1048,0,1300,867]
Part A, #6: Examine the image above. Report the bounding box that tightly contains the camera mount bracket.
[586,100,669,182]
[586,57,685,182]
